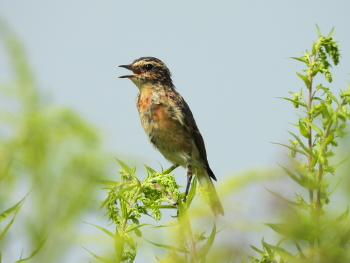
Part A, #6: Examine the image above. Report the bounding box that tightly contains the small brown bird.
[119,57,224,216]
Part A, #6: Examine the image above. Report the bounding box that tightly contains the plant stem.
[307,55,315,260]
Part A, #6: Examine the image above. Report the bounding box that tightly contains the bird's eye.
[145,64,154,71]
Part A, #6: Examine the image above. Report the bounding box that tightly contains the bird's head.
[119,57,173,89]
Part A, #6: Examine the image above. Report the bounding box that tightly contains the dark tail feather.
[197,168,224,216]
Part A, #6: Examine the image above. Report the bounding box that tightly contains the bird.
[119,57,224,216]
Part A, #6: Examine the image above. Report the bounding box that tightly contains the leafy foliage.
[253,27,350,262]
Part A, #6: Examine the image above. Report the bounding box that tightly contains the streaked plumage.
[119,57,224,216]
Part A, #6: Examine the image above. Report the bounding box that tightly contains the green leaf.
[295,241,307,259]
[301,118,323,136]
[0,216,15,240]
[82,247,111,263]
[0,194,28,222]
[14,236,47,263]
[144,164,156,174]
[162,164,179,175]
[278,164,303,186]
[270,142,307,156]
[335,207,349,223]
[316,24,322,38]
[263,242,297,262]
[145,239,189,253]
[198,222,216,260]
[185,175,197,208]
[289,57,308,64]
[311,42,317,56]
[0,159,13,182]
[262,240,274,259]
[288,131,311,155]
[250,245,265,255]
[115,158,135,176]
[326,27,335,38]
[265,188,310,210]
[99,180,121,186]
[296,72,310,88]
[277,97,306,108]
[125,223,150,234]
[84,222,115,239]
[143,205,176,209]
[298,120,310,138]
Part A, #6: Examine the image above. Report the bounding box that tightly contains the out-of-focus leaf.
[198,222,216,260]
[145,239,189,253]
[0,159,13,182]
[82,247,111,263]
[126,223,150,234]
[295,241,307,259]
[14,236,47,263]
[84,222,115,239]
[270,142,307,156]
[263,242,297,262]
[0,194,27,222]
[0,217,15,240]
[185,175,197,208]
[162,164,179,175]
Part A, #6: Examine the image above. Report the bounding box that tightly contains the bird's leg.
[183,163,193,202]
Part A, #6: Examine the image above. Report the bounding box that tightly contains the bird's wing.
[173,95,217,181]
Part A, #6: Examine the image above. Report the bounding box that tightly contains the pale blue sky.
[1,1,350,262]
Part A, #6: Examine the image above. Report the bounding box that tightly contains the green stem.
[307,56,315,260]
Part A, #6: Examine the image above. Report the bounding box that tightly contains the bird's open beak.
[119,65,141,78]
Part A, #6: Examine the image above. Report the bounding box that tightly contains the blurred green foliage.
[0,22,112,262]
[251,27,350,263]
[1,20,350,263]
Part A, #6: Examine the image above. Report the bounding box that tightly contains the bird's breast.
[137,91,179,133]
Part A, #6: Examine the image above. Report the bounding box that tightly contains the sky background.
[1,1,350,262]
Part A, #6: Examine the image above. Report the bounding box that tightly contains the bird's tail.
[196,168,224,217]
